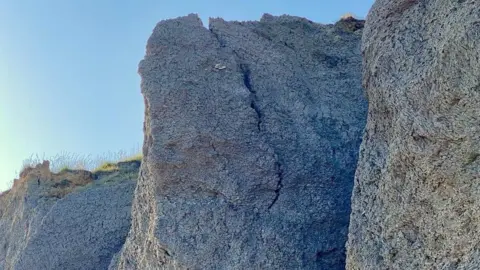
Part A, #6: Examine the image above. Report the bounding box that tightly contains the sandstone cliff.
[0,160,139,270]
[346,0,480,269]
[115,14,367,269]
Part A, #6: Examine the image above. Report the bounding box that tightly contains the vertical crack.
[232,51,282,209]
[209,28,226,47]
[268,161,284,210]
[239,62,262,132]
[240,63,252,91]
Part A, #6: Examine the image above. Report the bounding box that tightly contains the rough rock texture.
[0,160,139,270]
[116,14,367,269]
[347,1,480,269]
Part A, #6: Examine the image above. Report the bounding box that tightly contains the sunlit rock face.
[0,160,138,270]
[346,1,480,269]
[115,13,367,270]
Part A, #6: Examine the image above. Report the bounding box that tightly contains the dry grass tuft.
[93,162,119,173]
[19,146,141,176]
[340,13,356,20]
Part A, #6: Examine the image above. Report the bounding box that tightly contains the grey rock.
[0,163,138,270]
[346,0,480,269]
[116,13,367,269]
[117,160,141,171]
[16,182,134,270]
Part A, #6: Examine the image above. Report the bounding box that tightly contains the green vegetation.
[93,162,118,172]
[120,153,143,162]
[75,164,140,194]
[92,153,143,173]
[59,166,70,173]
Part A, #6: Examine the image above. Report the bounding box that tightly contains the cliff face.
[0,160,139,270]
[116,14,367,269]
[346,0,480,269]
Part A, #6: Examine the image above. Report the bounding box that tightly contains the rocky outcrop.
[0,160,139,270]
[347,1,480,269]
[116,14,367,269]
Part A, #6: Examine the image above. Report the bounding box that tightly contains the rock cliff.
[115,14,367,269]
[0,160,139,270]
[346,0,480,269]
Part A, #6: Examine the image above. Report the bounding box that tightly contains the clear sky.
[0,0,374,191]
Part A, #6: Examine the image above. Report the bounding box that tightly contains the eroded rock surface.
[116,14,367,269]
[346,1,480,269]
[0,161,139,270]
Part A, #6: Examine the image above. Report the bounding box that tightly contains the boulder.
[116,14,367,269]
[346,1,480,269]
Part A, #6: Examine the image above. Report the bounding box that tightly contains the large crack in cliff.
[210,29,285,210]
[238,59,263,132]
[231,49,284,210]
[268,161,284,209]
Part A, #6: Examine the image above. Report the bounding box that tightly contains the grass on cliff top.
[4,148,143,198]
[2,148,143,195]
[93,153,143,173]
[19,147,142,177]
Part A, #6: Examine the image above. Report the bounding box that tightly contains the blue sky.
[0,0,374,191]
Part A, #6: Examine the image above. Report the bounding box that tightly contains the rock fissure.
[239,61,263,132]
[268,161,284,210]
[209,28,226,48]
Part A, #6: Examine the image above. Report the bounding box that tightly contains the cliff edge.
[0,160,139,270]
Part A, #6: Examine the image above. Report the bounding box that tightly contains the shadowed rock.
[346,0,480,269]
[116,13,367,270]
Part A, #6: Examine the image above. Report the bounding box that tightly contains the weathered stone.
[346,1,480,269]
[0,162,138,270]
[116,14,367,269]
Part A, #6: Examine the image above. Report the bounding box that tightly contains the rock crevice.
[267,161,284,210]
[237,61,262,132]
